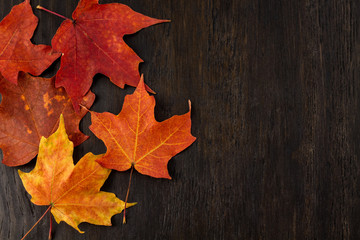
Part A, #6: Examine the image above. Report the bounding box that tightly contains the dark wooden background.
[0,0,359,239]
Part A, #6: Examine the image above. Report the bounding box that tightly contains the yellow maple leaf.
[18,114,135,238]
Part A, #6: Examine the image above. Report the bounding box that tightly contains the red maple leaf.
[44,0,168,111]
[0,0,60,84]
[0,73,94,166]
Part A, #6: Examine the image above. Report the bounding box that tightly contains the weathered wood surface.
[0,0,359,239]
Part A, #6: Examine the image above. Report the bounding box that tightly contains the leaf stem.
[79,103,89,112]
[36,6,72,21]
[48,213,53,240]
[21,205,52,240]
[123,165,134,224]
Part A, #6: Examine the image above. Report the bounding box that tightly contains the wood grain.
[0,0,359,239]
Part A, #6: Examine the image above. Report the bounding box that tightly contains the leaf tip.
[139,74,145,84]
[188,100,192,112]
[136,75,146,92]
[54,114,67,137]
[156,18,171,24]
[18,169,24,176]
[125,202,137,208]
[138,75,156,94]
[59,113,65,127]
[73,227,85,234]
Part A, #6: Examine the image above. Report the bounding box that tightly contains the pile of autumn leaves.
[0,0,195,238]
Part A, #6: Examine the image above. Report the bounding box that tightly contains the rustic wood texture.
[0,0,359,239]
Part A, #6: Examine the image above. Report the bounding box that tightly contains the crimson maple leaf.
[47,0,168,111]
[0,0,60,84]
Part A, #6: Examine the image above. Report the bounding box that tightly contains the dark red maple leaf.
[0,0,60,84]
[45,0,168,111]
[0,72,94,166]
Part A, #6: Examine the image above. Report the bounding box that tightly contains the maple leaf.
[0,72,94,167]
[18,115,135,238]
[0,0,60,84]
[43,0,169,111]
[89,76,196,179]
[89,76,195,223]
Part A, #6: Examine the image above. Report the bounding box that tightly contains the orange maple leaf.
[39,0,169,111]
[89,76,196,223]
[19,115,135,239]
[0,72,94,166]
[0,0,60,84]
[90,76,196,179]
